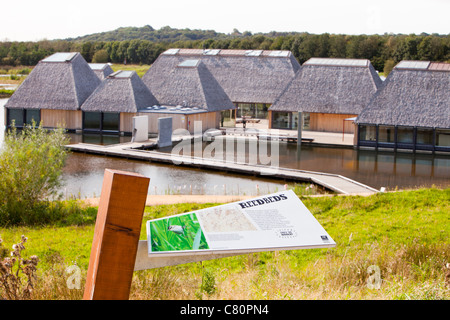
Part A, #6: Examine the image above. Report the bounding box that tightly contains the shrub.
[0,89,14,98]
[0,122,70,225]
[92,49,109,63]
[17,68,31,75]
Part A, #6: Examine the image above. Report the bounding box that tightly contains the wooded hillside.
[1,26,448,73]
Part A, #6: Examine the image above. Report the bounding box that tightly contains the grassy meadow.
[110,64,151,78]
[0,188,449,300]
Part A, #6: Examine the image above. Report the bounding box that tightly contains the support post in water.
[83,169,150,300]
[297,111,302,148]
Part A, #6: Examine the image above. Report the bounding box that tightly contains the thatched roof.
[142,49,301,104]
[269,58,382,114]
[356,61,450,128]
[89,63,114,80]
[81,70,159,113]
[5,52,100,110]
[143,59,234,112]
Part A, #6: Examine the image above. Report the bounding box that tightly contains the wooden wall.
[309,113,356,133]
[41,109,82,130]
[137,112,219,134]
[120,113,136,133]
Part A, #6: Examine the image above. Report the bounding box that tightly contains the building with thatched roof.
[81,70,159,133]
[269,58,382,133]
[139,59,235,133]
[142,48,301,127]
[89,63,114,80]
[355,60,450,152]
[5,52,100,131]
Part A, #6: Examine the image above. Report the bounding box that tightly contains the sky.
[1,0,449,42]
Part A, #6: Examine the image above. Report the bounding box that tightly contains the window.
[237,103,252,118]
[302,112,310,130]
[7,109,40,127]
[271,112,308,130]
[255,104,269,119]
[272,112,291,129]
[26,109,40,126]
[236,103,269,120]
[7,109,24,127]
[359,125,376,141]
[436,129,450,147]
[397,127,414,144]
[416,128,433,145]
[292,112,299,130]
[83,112,119,132]
[220,109,236,127]
[83,112,101,130]
[378,126,395,144]
[102,112,120,132]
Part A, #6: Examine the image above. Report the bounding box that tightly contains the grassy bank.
[110,63,151,77]
[0,188,449,300]
[0,89,15,98]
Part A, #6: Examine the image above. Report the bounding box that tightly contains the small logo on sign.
[320,235,330,243]
[275,228,297,238]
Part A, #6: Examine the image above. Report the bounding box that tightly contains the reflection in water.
[1,99,449,198]
[67,133,132,145]
[63,153,288,198]
[164,138,450,191]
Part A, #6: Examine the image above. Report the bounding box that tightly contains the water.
[161,138,450,191]
[1,99,449,198]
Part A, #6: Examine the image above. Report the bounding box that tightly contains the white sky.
[1,0,449,41]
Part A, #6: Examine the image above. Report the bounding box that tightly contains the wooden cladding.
[41,109,82,130]
[138,111,219,134]
[309,113,356,134]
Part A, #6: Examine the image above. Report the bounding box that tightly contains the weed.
[0,235,39,300]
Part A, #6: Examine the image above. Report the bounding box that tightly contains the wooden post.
[297,111,302,148]
[83,169,150,300]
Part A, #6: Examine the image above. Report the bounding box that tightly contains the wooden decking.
[66,142,379,195]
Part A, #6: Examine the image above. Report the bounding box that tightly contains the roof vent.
[109,70,134,78]
[203,49,221,55]
[177,59,200,68]
[163,48,180,55]
[42,52,77,63]
[304,58,368,67]
[245,50,263,56]
[269,51,289,57]
[395,60,430,70]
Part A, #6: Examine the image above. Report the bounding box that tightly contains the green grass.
[0,188,449,299]
[0,89,15,98]
[110,64,151,78]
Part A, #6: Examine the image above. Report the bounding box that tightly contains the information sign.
[147,190,335,257]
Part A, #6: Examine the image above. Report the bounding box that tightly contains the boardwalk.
[66,141,378,195]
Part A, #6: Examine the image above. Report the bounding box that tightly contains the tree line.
[1,32,449,74]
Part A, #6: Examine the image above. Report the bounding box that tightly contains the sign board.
[146,190,335,257]
[132,116,148,142]
[157,117,172,147]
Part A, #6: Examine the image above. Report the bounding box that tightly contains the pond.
[1,99,449,198]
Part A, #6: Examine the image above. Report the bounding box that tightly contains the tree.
[81,41,95,62]
[92,49,109,63]
[383,59,395,76]
[393,35,419,62]
[418,36,446,61]
[329,35,347,58]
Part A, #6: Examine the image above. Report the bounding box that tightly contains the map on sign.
[146,190,335,256]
